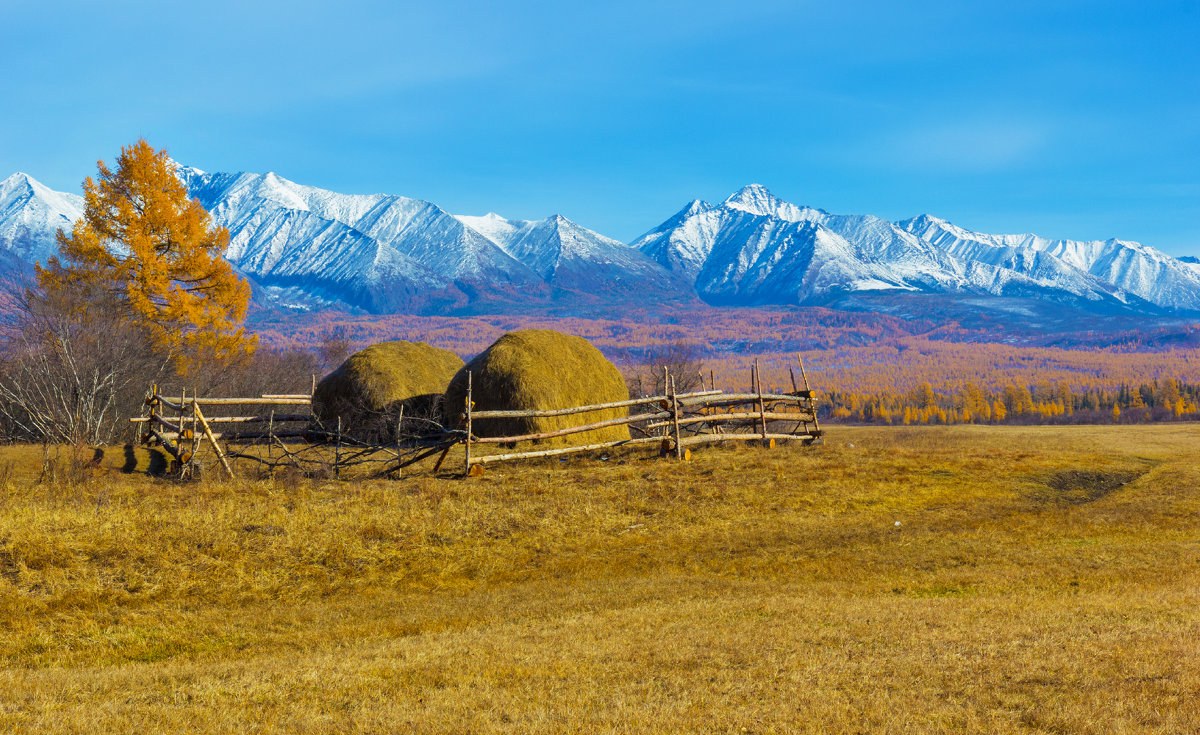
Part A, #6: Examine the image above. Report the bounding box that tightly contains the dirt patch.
[242,524,286,536]
[1031,469,1142,505]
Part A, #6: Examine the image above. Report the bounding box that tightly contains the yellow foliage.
[991,400,1007,422]
[36,139,255,374]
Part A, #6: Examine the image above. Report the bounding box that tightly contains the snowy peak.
[0,172,84,264]
[899,213,949,234]
[4,168,1199,317]
[896,214,1200,311]
[454,210,691,300]
[635,184,1200,313]
[1,172,35,197]
[723,183,823,222]
[178,168,553,312]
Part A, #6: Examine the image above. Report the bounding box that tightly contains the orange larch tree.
[37,139,255,373]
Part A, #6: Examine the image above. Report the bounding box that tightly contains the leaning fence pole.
[142,383,158,445]
[464,371,474,477]
[194,403,235,479]
[788,367,808,435]
[797,354,819,435]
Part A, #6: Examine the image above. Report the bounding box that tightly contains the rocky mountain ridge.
[2,171,1197,318]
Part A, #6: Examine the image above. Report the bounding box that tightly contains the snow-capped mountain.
[170,167,694,312]
[634,184,1197,312]
[177,168,553,312]
[3,171,1198,318]
[899,214,1200,311]
[455,212,690,299]
[0,172,83,266]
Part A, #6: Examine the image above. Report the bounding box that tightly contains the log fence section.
[131,356,822,479]
[136,390,319,478]
[135,387,464,479]
[459,358,822,475]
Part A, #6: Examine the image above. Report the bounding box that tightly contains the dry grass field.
[1,425,1199,733]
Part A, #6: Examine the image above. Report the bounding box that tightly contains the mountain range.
[2,169,1198,320]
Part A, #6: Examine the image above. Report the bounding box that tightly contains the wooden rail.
[130,354,824,480]
[460,355,822,476]
[135,389,317,479]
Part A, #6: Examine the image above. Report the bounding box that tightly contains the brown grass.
[1,424,1199,732]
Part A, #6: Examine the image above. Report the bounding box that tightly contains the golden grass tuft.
[444,329,630,444]
[313,340,464,437]
[1,424,1199,732]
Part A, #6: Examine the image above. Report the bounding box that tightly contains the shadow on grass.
[119,443,171,476]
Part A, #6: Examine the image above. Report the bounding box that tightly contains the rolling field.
[1,425,1199,733]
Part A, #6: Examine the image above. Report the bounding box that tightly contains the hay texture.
[313,341,464,440]
[445,329,630,445]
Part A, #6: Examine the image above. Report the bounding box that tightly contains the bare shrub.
[0,285,173,444]
[625,341,707,397]
[183,347,322,400]
[316,327,352,375]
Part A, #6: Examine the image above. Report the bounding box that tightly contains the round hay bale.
[444,329,629,445]
[313,341,464,441]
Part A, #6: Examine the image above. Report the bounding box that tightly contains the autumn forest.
[247,304,1200,427]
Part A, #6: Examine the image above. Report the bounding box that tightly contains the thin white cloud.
[870,118,1053,172]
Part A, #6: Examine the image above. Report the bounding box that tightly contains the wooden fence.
[458,357,821,475]
[131,386,315,479]
[131,358,822,479]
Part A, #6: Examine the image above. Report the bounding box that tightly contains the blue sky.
[3,0,1197,254]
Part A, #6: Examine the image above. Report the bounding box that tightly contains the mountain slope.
[900,214,1200,311]
[634,184,1186,313]
[3,172,1197,319]
[178,168,554,313]
[0,172,83,266]
[455,212,693,300]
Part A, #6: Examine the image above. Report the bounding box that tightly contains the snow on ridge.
[634,184,1200,312]
[895,212,1200,310]
[0,172,85,264]
[722,183,823,223]
[5,167,1200,315]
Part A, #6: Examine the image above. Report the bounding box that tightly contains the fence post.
[190,387,201,476]
[176,387,188,476]
[140,382,156,445]
[670,374,683,460]
[788,366,808,436]
[464,371,473,477]
[797,354,819,436]
[755,359,769,446]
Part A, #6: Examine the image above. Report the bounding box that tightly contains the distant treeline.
[821,379,1200,425]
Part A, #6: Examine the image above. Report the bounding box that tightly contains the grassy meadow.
[1,424,1199,732]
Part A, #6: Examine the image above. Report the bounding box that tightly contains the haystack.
[444,329,629,445]
[313,341,464,440]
